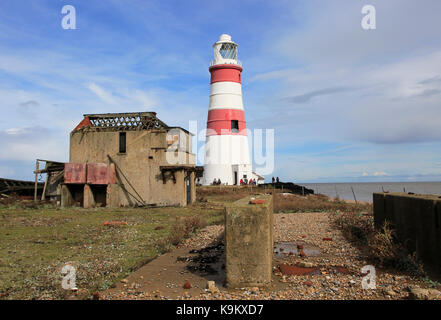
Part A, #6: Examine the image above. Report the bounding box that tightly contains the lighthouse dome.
[219,34,232,42]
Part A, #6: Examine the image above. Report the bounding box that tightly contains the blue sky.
[1,0,441,183]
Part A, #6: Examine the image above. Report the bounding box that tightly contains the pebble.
[102,211,440,301]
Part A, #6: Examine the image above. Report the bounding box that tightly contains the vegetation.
[0,201,223,299]
[197,185,262,203]
[274,192,372,213]
[331,207,425,277]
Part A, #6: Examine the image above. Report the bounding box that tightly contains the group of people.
[211,177,258,185]
[212,178,223,185]
[272,177,280,184]
[239,178,257,185]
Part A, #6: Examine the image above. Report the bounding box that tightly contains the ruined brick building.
[61,112,197,208]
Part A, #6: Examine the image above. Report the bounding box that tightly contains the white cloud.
[0,127,68,163]
[88,83,117,105]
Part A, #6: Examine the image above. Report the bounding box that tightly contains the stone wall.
[373,192,441,274]
[224,194,273,288]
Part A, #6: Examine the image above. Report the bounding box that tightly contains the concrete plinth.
[83,184,94,209]
[61,184,73,208]
[373,192,441,275]
[225,194,273,288]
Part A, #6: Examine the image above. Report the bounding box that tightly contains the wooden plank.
[34,160,39,202]
[41,174,48,201]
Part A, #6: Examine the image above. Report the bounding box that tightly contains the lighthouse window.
[231,120,239,133]
[220,43,237,60]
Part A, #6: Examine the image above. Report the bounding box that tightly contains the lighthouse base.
[203,163,253,186]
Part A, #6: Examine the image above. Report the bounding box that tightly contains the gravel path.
[102,212,440,300]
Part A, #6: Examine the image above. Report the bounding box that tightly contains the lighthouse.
[203,34,253,185]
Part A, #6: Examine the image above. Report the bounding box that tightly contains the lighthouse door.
[234,171,238,185]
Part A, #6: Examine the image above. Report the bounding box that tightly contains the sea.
[298,182,441,203]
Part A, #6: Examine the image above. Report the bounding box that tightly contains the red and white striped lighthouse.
[203,34,253,185]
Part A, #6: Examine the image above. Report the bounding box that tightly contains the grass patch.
[167,215,207,246]
[197,185,261,203]
[0,203,224,300]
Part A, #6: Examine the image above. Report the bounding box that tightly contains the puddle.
[274,242,321,258]
[331,266,353,275]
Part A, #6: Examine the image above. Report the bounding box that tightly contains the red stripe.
[209,64,242,84]
[206,109,247,136]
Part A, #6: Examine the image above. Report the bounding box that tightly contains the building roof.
[252,171,265,180]
[72,112,191,134]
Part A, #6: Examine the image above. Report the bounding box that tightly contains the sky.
[0,0,441,183]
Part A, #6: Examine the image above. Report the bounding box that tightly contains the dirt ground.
[102,211,441,300]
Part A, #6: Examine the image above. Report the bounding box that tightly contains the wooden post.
[34,160,39,202]
[351,186,357,204]
[41,173,48,201]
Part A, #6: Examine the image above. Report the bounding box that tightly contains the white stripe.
[209,81,243,110]
[210,82,242,96]
[209,96,243,110]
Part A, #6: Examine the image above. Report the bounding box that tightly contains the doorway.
[186,174,191,205]
[90,185,107,207]
[66,184,84,207]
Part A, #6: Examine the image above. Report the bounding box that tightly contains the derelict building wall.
[69,129,195,207]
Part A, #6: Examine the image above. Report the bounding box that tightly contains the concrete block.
[106,184,120,207]
[61,184,73,208]
[373,193,386,229]
[386,193,417,251]
[373,192,441,275]
[83,184,95,209]
[415,197,438,266]
[225,194,273,288]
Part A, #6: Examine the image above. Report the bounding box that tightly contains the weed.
[331,212,425,277]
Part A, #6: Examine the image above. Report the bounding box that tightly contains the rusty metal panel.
[64,163,86,184]
[86,163,108,185]
[107,163,116,184]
